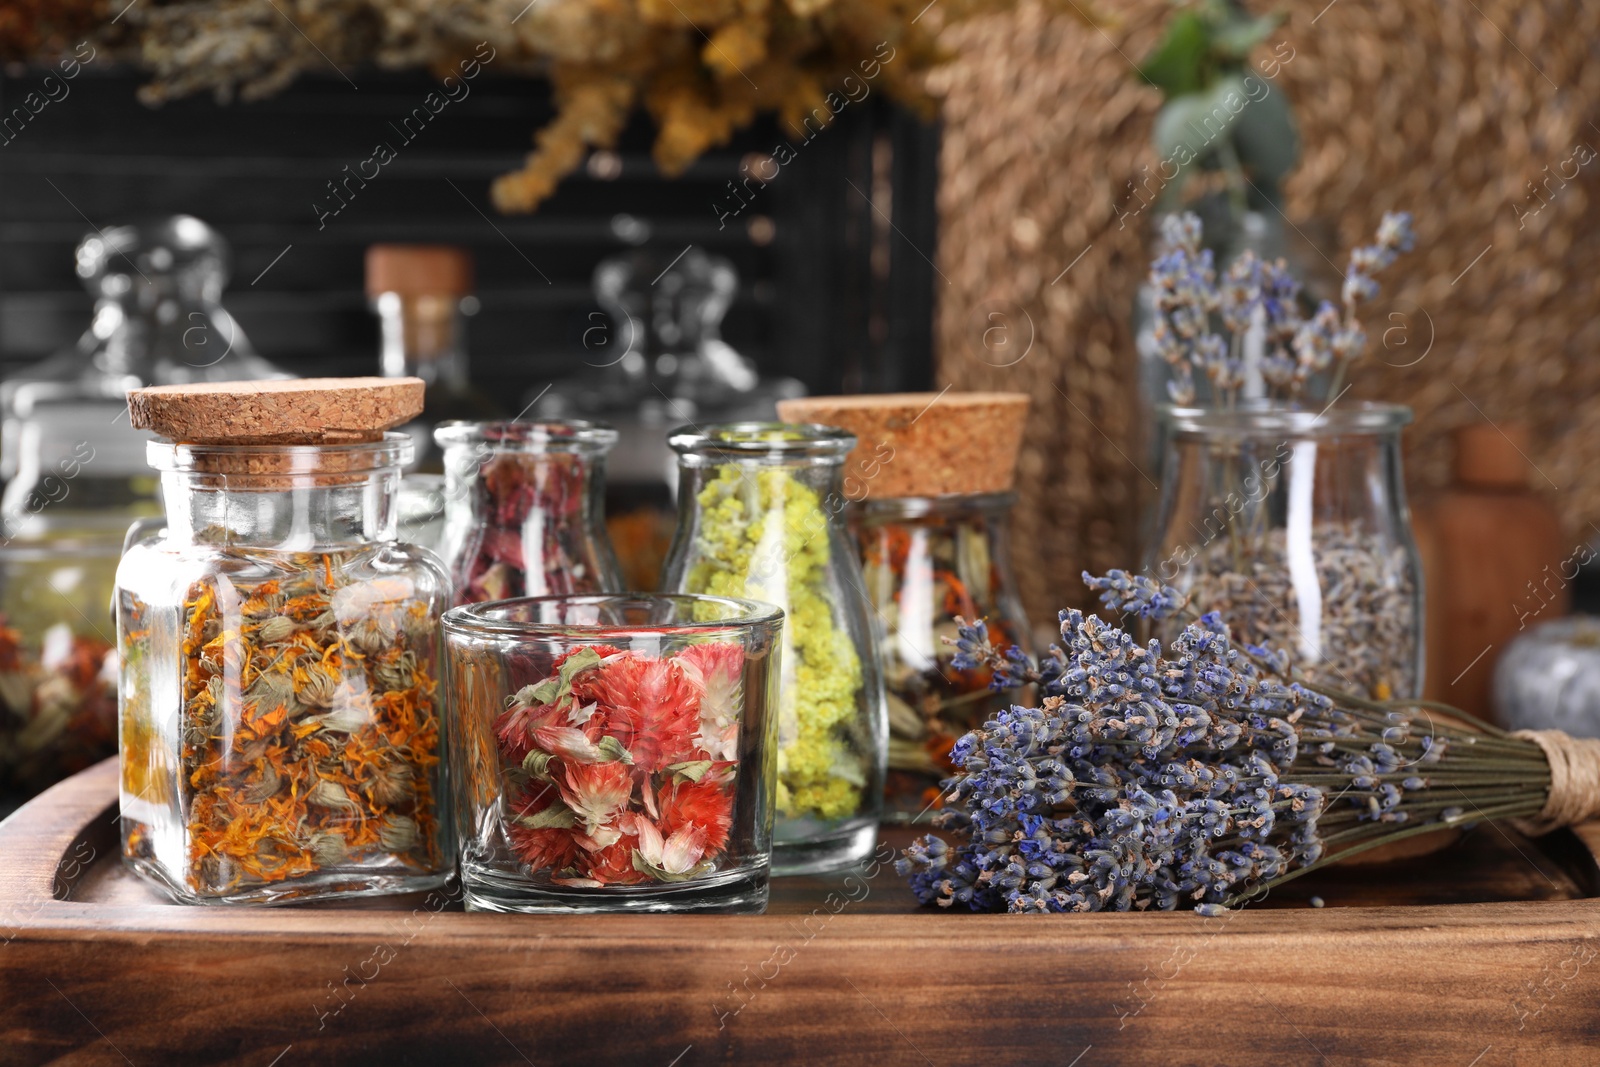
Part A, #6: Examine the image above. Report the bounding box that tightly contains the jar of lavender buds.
[1144,402,1423,700]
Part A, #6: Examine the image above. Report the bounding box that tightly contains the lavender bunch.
[898,571,1557,914]
[1149,211,1413,407]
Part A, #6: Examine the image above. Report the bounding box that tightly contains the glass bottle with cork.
[366,244,502,472]
[778,393,1033,823]
[116,377,453,904]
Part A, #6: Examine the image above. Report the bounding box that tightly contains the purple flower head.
[1157,212,1203,255]
[1083,569,1188,620]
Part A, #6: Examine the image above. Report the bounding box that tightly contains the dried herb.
[455,451,593,604]
[122,552,443,896]
[899,571,1578,914]
[0,618,117,793]
[1178,524,1417,700]
[683,466,868,823]
[494,642,741,887]
[858,516,1024,817]
[74,2,1099,214]
[1150,210,1413,406]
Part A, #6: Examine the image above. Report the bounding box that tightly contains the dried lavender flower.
[900,572,1557,914]
[1147,210,1412,407]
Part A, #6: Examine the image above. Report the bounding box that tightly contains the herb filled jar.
[443,593,782,913]
[662,423,886,875]
[117,378,453,905]
[1145,403,1423,699]
[435,420,623,606]
[778,393,1032,821]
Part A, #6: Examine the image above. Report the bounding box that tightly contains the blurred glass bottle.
[367,244,502,473]
[533,220,803,590]
[0,215,284,797]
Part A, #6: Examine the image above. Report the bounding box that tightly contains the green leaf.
[1137,11,1210,98]
[596,736,635,765]
[513,680,558,708]
[1229,77,1299,188]
[511,648,605,712]
[1152,75,1256,172]
[631,851,716,883]
[1209,12,1284,61]
[516,801,577,830]
[666,760,714,784]
[521,749,556,780]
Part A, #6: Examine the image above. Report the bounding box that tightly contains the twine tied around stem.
[1512,729,1600,836]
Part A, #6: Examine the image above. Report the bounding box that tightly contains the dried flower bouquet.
[897,571,1600,914]
[17,0,1095,213]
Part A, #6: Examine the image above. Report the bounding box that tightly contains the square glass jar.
[443,594,782,913]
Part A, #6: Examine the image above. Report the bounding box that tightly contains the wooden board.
[3,759,1600,1066]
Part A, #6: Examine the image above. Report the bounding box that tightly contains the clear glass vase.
[443,593,782,913]
[1143,403,1423,700]
[661,423,886,875]
[116,435,453,904]
[434,421,623,606]
[852,492,1030,822]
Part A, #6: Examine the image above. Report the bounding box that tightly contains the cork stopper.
[365,245,474,298]
[776,392,1030,498]
[129,377,424,445]
[1453,421,1532,489]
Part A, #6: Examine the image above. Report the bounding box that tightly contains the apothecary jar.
[852,492,1030,821]
[661,423,887,875]
[1143,403,1423,700]
[443,593,782,913]
[435,420,622,606]
[117,435,453,904]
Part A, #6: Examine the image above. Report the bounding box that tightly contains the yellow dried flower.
[63,0,1099,213]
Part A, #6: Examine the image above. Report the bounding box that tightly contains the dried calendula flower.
[130,551,446,898]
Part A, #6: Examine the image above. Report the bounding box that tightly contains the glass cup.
[443,593,782,913]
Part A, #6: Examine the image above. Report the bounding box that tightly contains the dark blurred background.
[0,67,939,400]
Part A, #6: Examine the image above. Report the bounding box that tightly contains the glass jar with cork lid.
[778,393,1033,823]
[115,377,453,904]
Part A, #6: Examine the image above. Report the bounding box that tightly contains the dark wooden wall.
[0,66,938,403]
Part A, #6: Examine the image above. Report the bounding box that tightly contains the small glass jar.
[443,593,782,913]
[116,435,453,904]
[435,421,623,606]
[852,492,1031,821]
[662,423,886,875]
[1144,403,1423,699]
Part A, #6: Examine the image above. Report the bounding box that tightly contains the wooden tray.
[3,759,1600,1066]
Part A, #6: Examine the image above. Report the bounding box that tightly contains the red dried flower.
[658,778,735,857]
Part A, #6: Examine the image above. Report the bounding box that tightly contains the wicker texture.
[932,0,1600,626]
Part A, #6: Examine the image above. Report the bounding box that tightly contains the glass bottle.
[530,236,803,592]
[662,422,886,875]
[1144,403,1423,700]
[117,433,453,904]
[435,421,623,605]
[367,244,502,472]
[0,217,283,798]
[443,593,783,913]
[852,492,1031,821]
